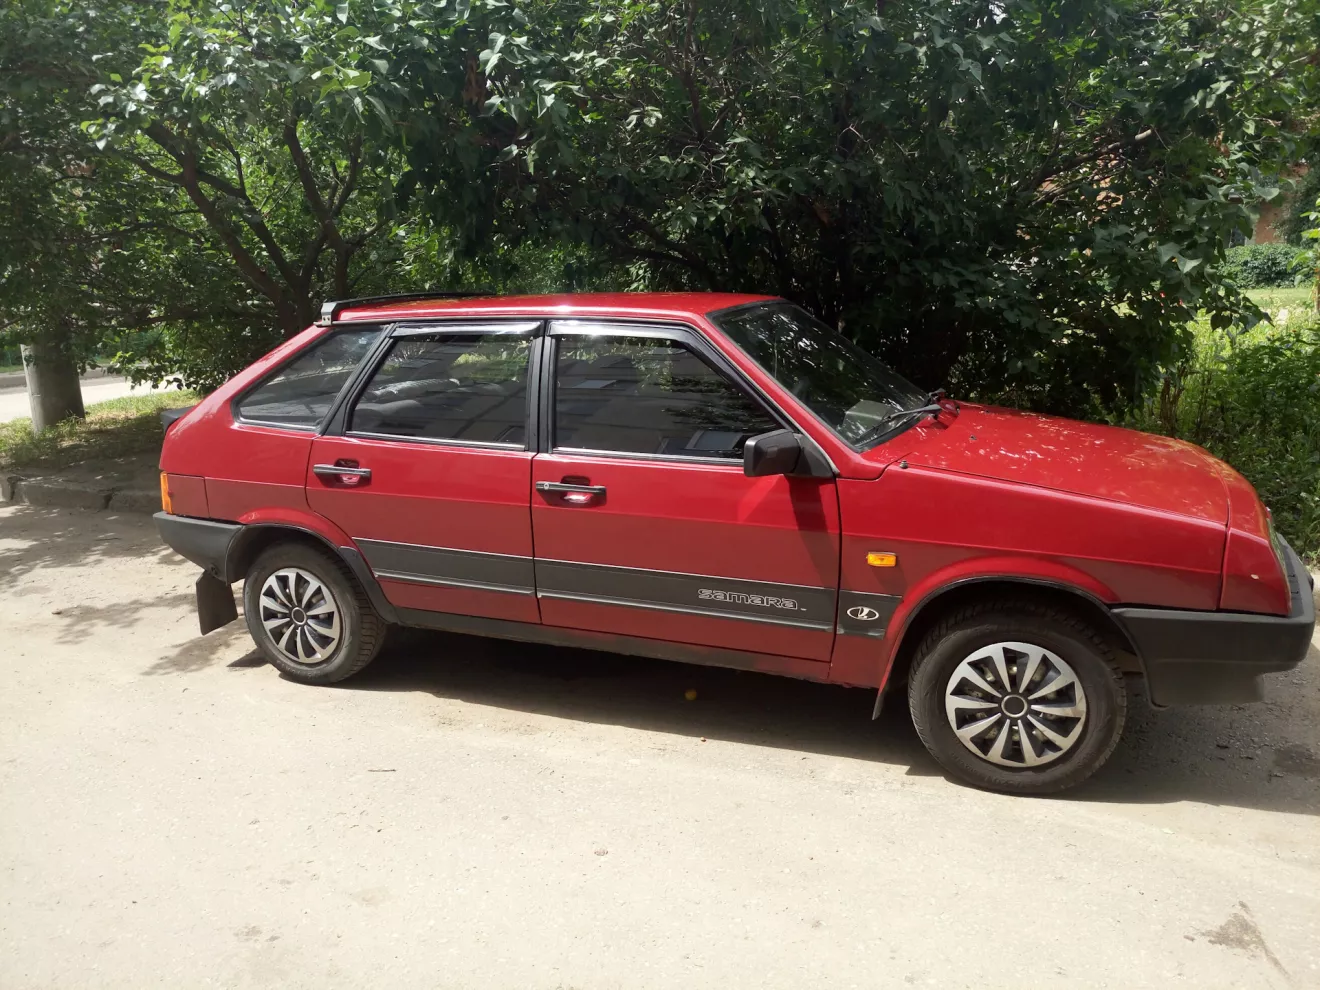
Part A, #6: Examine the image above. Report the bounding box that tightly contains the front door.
[307,321,541,624]
[530,322,840,662]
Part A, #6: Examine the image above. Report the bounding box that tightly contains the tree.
[81,0,420,338]
[396,0,1320,413]
[3,0,462,394]
[0,1,186,425]
[7,0,1318,411]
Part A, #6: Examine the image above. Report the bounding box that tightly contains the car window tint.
[553,335,777,458]
[237,328,379,428]
[350,334,530,445]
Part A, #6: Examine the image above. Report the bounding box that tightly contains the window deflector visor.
[390,321,541,338]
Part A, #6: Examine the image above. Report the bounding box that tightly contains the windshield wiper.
[852,402,945,448]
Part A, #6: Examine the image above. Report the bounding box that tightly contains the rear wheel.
[243,542,384,684]
[907,602,1126,794]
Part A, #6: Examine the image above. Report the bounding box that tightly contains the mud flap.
[196,571,238,635]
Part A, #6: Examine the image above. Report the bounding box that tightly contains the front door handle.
[536,479,607,505]
[313,462,372,487]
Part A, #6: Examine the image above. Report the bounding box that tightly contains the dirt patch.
[1199,901,1288,976]
[1273,742,1320,778]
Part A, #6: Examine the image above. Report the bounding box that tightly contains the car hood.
[896,403,1229,523]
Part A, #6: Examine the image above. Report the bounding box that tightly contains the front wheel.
[243,542,384,684]
[907,602,1126,795]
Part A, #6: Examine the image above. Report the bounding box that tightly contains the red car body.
[157,292,1312,722]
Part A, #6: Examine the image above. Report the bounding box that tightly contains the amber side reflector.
[866,552,897,567]
[160,472,173,514]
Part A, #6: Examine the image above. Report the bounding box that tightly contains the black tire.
[907,601,1126,795]
[243,541,384,685]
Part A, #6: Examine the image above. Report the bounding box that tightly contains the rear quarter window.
[236,329,379,429]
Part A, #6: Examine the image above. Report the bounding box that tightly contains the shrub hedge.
[1130,316,1320,561]
[1221,243,1309,289]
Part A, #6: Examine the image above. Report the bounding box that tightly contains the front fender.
[874,555,1119,687]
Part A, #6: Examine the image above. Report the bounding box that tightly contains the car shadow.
[340,628,1320,816]
[349,628,937,773]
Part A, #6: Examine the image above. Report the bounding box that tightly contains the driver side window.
[552,335,778,458]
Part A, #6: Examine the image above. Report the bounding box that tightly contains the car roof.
[333,292,779,325]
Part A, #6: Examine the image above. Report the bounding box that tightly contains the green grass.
[0,390,197,471]
[1245,285,1315,322]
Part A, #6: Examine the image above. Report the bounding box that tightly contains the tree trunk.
[21,342,85,433]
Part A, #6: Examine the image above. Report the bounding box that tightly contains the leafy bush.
[1131,318,1320,560]
[1221,243,1309,289]
[1280,166,1320,244]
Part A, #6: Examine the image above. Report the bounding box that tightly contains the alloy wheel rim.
[258,567,342,665]
[943,641,1087,768]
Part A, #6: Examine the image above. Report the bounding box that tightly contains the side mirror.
[743,429,803,477]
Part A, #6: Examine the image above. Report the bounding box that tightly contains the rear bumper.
[1114,539,1314,706]
[155,512,242,634]
[154,511,240,580]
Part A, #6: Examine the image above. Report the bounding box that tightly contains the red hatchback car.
[156,292,1314,793]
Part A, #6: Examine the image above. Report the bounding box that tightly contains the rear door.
[306,321,542,624]
[530,321,841,663]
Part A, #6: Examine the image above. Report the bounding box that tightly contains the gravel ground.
[1,504,1317,989]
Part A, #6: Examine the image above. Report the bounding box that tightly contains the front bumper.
[1114,539,1315,706]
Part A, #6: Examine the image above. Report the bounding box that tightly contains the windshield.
[711,303,928,447]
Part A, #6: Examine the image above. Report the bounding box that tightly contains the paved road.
[0,377,175,425]
[1,506,1317,989]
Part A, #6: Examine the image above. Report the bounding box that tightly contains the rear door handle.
[313,463,372,487]
[535,480,606,505]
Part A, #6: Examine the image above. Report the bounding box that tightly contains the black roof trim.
[317,291,486,326]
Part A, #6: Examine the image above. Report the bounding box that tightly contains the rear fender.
[232,506,354,551]
[225,507,355,581]
[225,508,397,623]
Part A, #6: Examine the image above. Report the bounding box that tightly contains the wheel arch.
[878,576,1144,706]
[224,522,398,623]
[225,523,340,581]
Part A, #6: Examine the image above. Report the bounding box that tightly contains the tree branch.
[284,119,356,297]
[141,121,300,292]
[1026,128,1156,194]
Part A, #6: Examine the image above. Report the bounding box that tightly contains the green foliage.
[395,0,1320,415]
[1131,320,1320,559]
[1220,243,1311,289]
[1280,165,1320,244]
[0,389,197,469]
[1297,194,1320,315]
[4,0,1320,412]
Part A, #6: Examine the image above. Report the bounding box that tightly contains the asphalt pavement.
[0,376,171,425]
[0,505,1317,989]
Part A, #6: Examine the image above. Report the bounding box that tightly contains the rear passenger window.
[349,334,531,446]
[237,329,378,429]
[553,335,777,458]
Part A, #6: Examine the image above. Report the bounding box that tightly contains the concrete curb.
[1,474,157,513]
